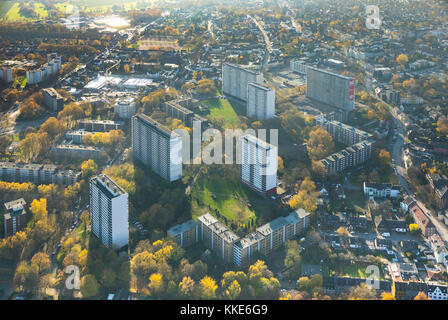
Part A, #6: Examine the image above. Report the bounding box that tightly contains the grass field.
[324,261,385,279]
[190,166,281,229]
[34,2,48,18]
[191,169,255,225]
[0,1,14,19]
[4,2,22,21]
[200,98,244,129]
[1,0,143,21]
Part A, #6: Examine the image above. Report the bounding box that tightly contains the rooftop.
[167,219,197,236]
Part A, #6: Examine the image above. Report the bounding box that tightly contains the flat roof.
[167,219,197,236]
[133,114,174,138]
[223,62,260,75]
[240,133,276,151]
[91,174,127,198]
[4,198,26,211]
[197,213,218,227]
[235,231,265,249]
[257,216,288,235]
[248,82,273,92]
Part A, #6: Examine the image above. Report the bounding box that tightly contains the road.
[388,103,448,242]
[207,20,215,38]
[247,15,272,68]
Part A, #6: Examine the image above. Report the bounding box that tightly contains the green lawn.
[191,169,255,225]
[200,98,243,129]
[190,166,281,229]
[325,261,385,280]
[0,1,14,19]
[4,2,22,21]
[34,2,48,18]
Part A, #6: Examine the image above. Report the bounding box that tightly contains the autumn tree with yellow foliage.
[289,177,319,214]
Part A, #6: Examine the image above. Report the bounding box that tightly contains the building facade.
[239,134,277,196]
[90,175,129,249]
[306,67,355,112]
[132,114,182,182]
[167,219,199,248]
[114,97,137,119]
[246,83,275,120]
[363,182,401,199]
[51,144,105,160]
[43,88,63,112]
[290,60,307,75]
[79,120,122,132]
[234,208,310,266]
[410,203,436,237]
[0,67,13,83]
[0,162,80,185]
[3,199,27,238]
[222,63,263,102]
[197,213,239,264]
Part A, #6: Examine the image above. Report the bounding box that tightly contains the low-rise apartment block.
[167,219,199,248]
[197,214,239,264]
[164,98,208,130]
[315,116,372,146]
[290,59,307,75]
[79,120,122,132]
[426,173,448,209]
[234,208,310,266]
[0,162,80,185]
[321,140,374,176]
[65,129,99,144]
[410,203,436,237]
[51,144,105,160]
[363,182,401,199]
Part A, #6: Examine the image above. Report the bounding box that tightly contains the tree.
[347,283,377,300]
[381,292,396,300]
[30,198,48,222]
[396,54,409,66]
[199,276,217,299]
[437,117,448,136]
[81,159,98,179]
[39,117,65,138]
[80,274,100,298]
[196,79,217,95]
[225,280,241,300]
[337,226,349,237]
[14,261,38,292]
[179,276,196,298]
[277,156,284,171]
[80,211,90,234]
[414,291,430,300]
[409,224,420,235]
[284,240,301,279]
[289,177,319,213]
[307,127,335,160]
[31,252,50,274]
[378,149,391,167]
[148,273,164,296]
